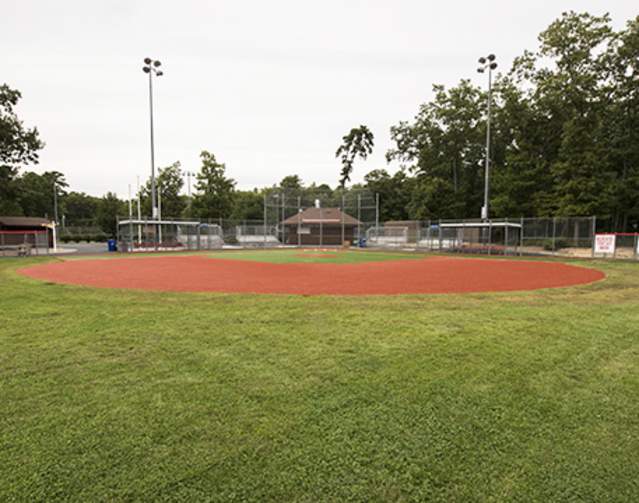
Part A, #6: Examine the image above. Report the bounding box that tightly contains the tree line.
[2,12,638,238]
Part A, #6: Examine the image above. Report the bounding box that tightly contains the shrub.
[543,238,570,251]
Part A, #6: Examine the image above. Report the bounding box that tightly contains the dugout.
[437,220,522,254]
[0,216,54,255]
[281,207,362,245]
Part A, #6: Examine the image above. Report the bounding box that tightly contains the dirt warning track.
[18,255,605,295]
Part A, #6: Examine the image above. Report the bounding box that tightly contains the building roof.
[0,216,51,227]
[282,207,362,226]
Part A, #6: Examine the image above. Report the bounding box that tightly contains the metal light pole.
[186,171,195,198]
[142,57,164,219]
[52,180,59,224]
[477,54,497,220]
[136,175,142,244]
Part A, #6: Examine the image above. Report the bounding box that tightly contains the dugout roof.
[281,207,361,226]
[0,216,52,229]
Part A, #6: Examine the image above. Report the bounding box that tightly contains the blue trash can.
[359,238,367,248]
[107,239,117,252]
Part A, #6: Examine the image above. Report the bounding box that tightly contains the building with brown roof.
[0,216,54,250]
[281,207,362,245]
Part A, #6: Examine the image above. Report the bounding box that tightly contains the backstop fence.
[263,188,378,246]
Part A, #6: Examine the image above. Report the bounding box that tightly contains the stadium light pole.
[186,171,195,198]
[52,180,59,225]
[142,57,163,219]
[477,54,497,220]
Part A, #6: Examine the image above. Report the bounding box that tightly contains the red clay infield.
[18,255,605,295]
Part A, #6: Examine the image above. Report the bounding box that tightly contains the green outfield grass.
[207,248,424,264]
[1,256,639,501]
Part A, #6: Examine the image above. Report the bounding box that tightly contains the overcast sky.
[3,1,636,198]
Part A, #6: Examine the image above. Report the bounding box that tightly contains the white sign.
[594,234,616,254]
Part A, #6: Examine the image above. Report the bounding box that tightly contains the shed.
[281,207,362,245]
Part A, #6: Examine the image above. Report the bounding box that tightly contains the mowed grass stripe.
[206,248,425,264]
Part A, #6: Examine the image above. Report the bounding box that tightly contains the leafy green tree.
[229,189,264,221]
[62,192,100,224]
[0,84,44,213]
[279,175,304,191]
[139,161,186,218]
[191,151,236,220]
[15,171,67,218]
[506,12,617,217]
[363,169,412,221]
[96,192,125,237]
[157,162,186,218]
[336,125,374,187]
[387,81,486,218]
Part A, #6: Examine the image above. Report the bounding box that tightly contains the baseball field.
[2,250,638,501]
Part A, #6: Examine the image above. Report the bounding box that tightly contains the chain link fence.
[370,216,602,258]
[117,218,223,252]
[0,230,50,257]
[58,218,108,243]
[264,188,378,247]
[115,212,637,261]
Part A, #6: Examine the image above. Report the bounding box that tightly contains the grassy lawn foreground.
[1,256,639,501]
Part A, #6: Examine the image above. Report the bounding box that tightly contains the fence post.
[488,220,492,255]
[263,194,267,247]
[357,194,361,244]
[297,196,301,247]
[520,217,524,256]
[591,216,596,258]
[341,194,345,245]
[552,217,557,256]
[319,205,323,248]
[438,219,442,251]
[282,192,286,245]
[505,218,509,256]
[128,218,133,254]
[375,193,380,240]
